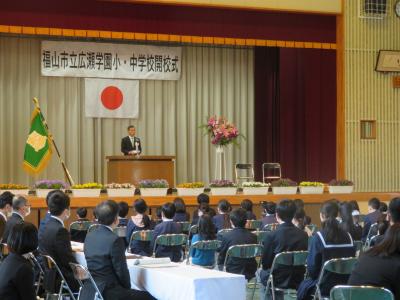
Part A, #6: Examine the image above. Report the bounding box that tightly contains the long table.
[74,251,246,300]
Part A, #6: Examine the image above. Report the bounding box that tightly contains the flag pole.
[32,98,75,186]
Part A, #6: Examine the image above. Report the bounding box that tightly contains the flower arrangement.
[271,179,297,187]
[299,181,324,187]
[209,179,236,188]
[105,183,135,189]
[242,181,270,188]
[329,179,354,186]
[177,182,205,188]
[139,179,169,188]
[71,183,103,189]
[0,184,29,190]
[34,179,69,190]
[202,116,242,146]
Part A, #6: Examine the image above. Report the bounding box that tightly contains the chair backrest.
[69,262,104,300]
[189,225,199,235]
[113,226,127,237]
[69,221,93,232]
[223,244,263,271]
[262,162,282,183]
[88,223,101,233]
[270,251,308,271]
[187,240,221,266]
[263,223,279,232]
[246,220,263,231]
[177,221,191,232]
[218,228,234,235]
[366,223,379,245]
[353,240,363,254]
[130,230,154,242]
[305,224,317,234]
[330,285,394,300]
[235,163,255,186]
[154,233,187,254]
[253,230,268,244]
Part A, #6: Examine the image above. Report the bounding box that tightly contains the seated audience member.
[38,191,79,293]
[379,202,388,215]
[339,202,362,241]
[362,198,382,241]
[261,201,277,227]
[117,201,129,227]
[349,200,362,226]
[81,200,155,300]
[213,199,232,232]
[297,201,356,300]
[70,207,90,243]
[348,223,400,299]
[126,199,153,256]
[190,214,217,267]
[294,199,305,209]
[292,207,313,237]
[0,192,13,240]
[259,199,308,299]
[3,196,30,243]
[192,193,216,225]
[151,202,182,262]
[217,208,257,280]
[370,217,389,246]
[0,222,38,300]
[241,199,256,221]
[173,197,190,222]
[38,190,60,243]
[372,198,400,246]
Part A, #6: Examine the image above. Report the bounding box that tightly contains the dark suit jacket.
[81,225,132,298]
[121,136,142,155]
[260,222,308,287]
[261,215,277,228]
[191,207,216,225]
[38,212,51,245]
[217,227,258,280]
[38,217,78,292]
[362,210,382,240]
[0,253,36,300]
[151,221,182,262]
[2,213,24,243]
[213,214,231,232]
[0,213,6,242]
[348,253,400,300]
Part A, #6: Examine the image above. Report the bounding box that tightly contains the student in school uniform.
[173,197,190,222]
[213,199,232,232]
[261,201,277,228]
[190,214,217,267]
[192,193,216,225]
[241,199,256,221]
[150,203,182,262]
[117,201,129,227]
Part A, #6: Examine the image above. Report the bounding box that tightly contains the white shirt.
[162,217,174,222]
[51,215,64,227]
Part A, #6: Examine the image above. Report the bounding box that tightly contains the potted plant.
[0,184,30,196]
[139,179,169,196]
[71,182,103,197]
[106,183,135,197]
[271,179,298,195]
[299,181,324,194]
[34,179,69,198]
[242,181,270,195]
[209,180,237,196]
[176,182,205,196]
[328,179,354,194]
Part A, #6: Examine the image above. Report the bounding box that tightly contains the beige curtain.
[0,36,254,185]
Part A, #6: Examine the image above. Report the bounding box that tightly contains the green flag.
[23,107,52,174]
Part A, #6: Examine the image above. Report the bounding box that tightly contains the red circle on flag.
[101,86,123,110]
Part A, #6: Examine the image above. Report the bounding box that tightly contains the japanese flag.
[85,78,139,118]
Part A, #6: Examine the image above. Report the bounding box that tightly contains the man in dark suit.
[217,208,258,280]
[261,201,277,228]
[38,191,79,293]
[82,200,155,300]
[2,196,30,243]
[258,199,309,300]
[362,197,382,240]
[151,202,182,262]
[121,125,142,155]
[38,190,60,245]
[0,192,13,241]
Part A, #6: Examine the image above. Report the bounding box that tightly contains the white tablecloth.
[73,251,246,300]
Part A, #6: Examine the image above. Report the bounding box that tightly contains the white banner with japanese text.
[41,41,182,80]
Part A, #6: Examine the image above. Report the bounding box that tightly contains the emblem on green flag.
[23,107,52,174]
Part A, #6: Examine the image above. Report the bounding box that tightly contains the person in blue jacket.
[190,214,217,266]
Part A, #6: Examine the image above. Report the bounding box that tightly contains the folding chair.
[186,240,221,268]
[265,251,308,300]
[153,234,187,261]
[235,163,255,186]
[263,223,279,232]
[128,230,153,253]
[113,226,127,238]
[330,285,394,300]
[27,253,45,296]
[177,221,191,232]
[306,224,318,235]
[262,163,282,183]
[313,257,358,300]
[69,262,104,300]
[189,224,199,235]
[41,254,77,300]
[353,240,363,256]
[365,223,379,248]
[69,221,93,232]
[253,231,268,245]
[246,220,263,231]
[223,244,263,300]
[87,224,101,233]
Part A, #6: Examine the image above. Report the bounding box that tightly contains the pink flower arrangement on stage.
[202,116,243,146]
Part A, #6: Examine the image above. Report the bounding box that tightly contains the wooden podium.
[106,155,175,186]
